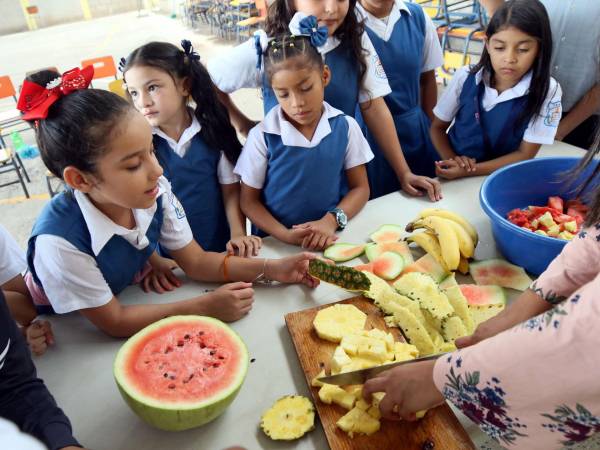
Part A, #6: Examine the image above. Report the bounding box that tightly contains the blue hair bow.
[298,15,328,48]
[254,34,263,69]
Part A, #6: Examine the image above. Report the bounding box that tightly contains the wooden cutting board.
[285,296,475,450]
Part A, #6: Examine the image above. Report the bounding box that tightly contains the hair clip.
[181,39,201,62]
[118,57,127,73]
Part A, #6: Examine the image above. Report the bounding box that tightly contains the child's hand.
[452,155,477,172]
[226,235,262,257]
[435,159,469,180]
[267,252,320,288]
[26,320,55,356]
[399,172,442,202]
[200,282,254,322]
[141,257,182,294]
[283,227,314,246]
[363,359,444,421]
[293,217,338,250]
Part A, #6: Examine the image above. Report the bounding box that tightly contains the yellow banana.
[458,257,469,275]
[409,217,460,271]
[405,231,449,271]
[445,219,475,259]
[418,208,479,247]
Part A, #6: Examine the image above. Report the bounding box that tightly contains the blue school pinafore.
[154,134,230,252]
[253,112,349,236]
[262,42,359,117]
[448,72,529,161]
[360,1,440,198]
[27,191,163,299]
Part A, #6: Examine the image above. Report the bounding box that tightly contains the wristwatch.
[328,208,348,231]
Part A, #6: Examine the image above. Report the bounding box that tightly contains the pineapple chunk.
[261,395,315,440]
[355,399,369,411]
[416,410,427,419]
[318,384,355,410]
[337,407,380,437]
[367,404,381,420]
[559,231,575,240]
[441,316,468,343]
[313,304,367,343]
[331,346,352,374]
[393,342,419,362]
[534,229,548,236]
[366,328,395,352]
[357,337,388,363]
[393,273,454,320]
[547,224,561,237]
[444,286,475,334]
[391,307,436,355]
[437,341,457,353]
[346,385,362,400]
[564,221,577,233]
[311,369,326,387]
[538,211,556,228]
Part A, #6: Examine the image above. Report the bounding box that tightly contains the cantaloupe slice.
[470,259,532,291]
[323,243,366,262]
[369,224,404,243]
[364,241,414,264]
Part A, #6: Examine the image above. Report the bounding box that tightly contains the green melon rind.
[470,259,533,291]
[323,243,366,262]
[373,251,405,280]
[114,316,249,431]
[364,241,414,264]
[369,224,404,243]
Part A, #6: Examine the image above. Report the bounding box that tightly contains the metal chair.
[0,147,29,198]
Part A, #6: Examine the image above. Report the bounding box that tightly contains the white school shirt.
[234,102,374,189]
[433,66,563,145]
[207,32,392,104]
[152,110,239,184]
[32,177,194,313]
[0,224,26,285]
[356,0,444,73]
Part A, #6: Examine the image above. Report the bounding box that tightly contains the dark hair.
[568,128,600,227]
[25,69,61,87]
[31,89,132,179]
[471,0,553,128]
[264,34,325,84]
[265,0,367,86]
[122,41,241,164]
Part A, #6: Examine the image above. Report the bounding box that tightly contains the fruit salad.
[506,197,588,240]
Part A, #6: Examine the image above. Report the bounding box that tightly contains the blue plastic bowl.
[480,157,593,275]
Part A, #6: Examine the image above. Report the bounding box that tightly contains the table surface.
[35,143,585,450]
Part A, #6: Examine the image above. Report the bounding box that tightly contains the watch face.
[337,210,348,227]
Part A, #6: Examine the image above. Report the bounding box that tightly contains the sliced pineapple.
[393,272,454,320]
[441,315,468,343]
[393,341,419,362]
[444,285,475,334]
[261,396,315,440]
[318,384,355,410]
[337,406,381,437]
[331,346,353,374]
[308,259,371,291]
[390,307,436,355]
[311,369,326,388]
[313,304,367,343]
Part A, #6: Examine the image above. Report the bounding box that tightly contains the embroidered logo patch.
[543,100,561,127]
[371,54,387,80]
[169,192,186,219]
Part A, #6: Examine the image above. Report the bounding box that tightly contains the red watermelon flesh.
[365,241,414,264]
[124,320,244,403]
[459,284,505,306]
[470,259,532,291]
[355,252,404,280]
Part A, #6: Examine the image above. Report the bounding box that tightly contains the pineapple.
[331,346,353,373]
[311,369,326,387]
[261,396,315,440]
[391,307,436,355]
[444,285,475,334]
[318,384,355,410]
[441,316,468,343]
[393,342,419,362]
[367,404,381,420]
[313,304,367,343]
[337,407,381,437]
[308,259,371,291]
[362,271,394,300]
[394,272,454,320]
[355,399,370,411]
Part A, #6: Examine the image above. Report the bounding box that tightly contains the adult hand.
[399,171,442,202]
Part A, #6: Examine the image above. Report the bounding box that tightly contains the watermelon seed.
[251,358,257,363]
[184,334,190,339]
[202,367,207,372]
[177,340,184,347]
[200,343,206,349]
[168,383,176,389]
[163,373,168,378]
[209,350,216,356]
[218,356,225,360]
[199,331,205,336]
[165,346,173,354]
[213,363,220,368]
[183,374,194,384]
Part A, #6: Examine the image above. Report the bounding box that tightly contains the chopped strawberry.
[548,196,564,212]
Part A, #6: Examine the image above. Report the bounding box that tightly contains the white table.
[35,143,585,450]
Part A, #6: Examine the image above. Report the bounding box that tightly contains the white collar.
[475,68,532,97]
[319,35,342,55]
[356,0,410,40]
[74,177,168,255]
[152,108,201,153]
[262,101,344,148]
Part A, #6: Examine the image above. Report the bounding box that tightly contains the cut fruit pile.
[311,304,422,438]
[507,196,588,240]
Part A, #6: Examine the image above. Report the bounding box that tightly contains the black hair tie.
[118,57,127,73]
[181,40,201,62]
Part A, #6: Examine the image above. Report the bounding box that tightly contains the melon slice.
[400,253,448,283]
[261,395,315,440]
[459,284,506,328]
[323,243,366,262]
[371,251,405,280]
[364,241,414,264]
[438,273,458,290]
[470,259,533,291]
[369,224,404,243]
[113,316,248,431]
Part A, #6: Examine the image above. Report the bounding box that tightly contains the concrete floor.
[0,11,263,247]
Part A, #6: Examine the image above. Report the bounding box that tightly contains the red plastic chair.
[0,76,17,102]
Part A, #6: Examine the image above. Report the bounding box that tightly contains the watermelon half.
[470,259,532,291]
[459,284,506,328]
[323,243,365,262]
[114,316,249,431]
[369,224,404,243]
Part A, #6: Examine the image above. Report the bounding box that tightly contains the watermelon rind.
[323,243,365,262]
[369,224,404,244]
[114,316,249,431]
[470,259,533,291]
[364,241,413,264]
[373,251,405,280]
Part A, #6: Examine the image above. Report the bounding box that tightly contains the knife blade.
[317,352,449,386]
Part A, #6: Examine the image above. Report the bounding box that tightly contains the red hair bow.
[17,65,94,121]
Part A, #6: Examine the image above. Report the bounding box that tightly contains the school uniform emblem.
[169,192,186,219]
[544,100,561,127]
[371,54,387,80]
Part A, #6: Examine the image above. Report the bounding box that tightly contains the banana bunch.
[405,209,478,273]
